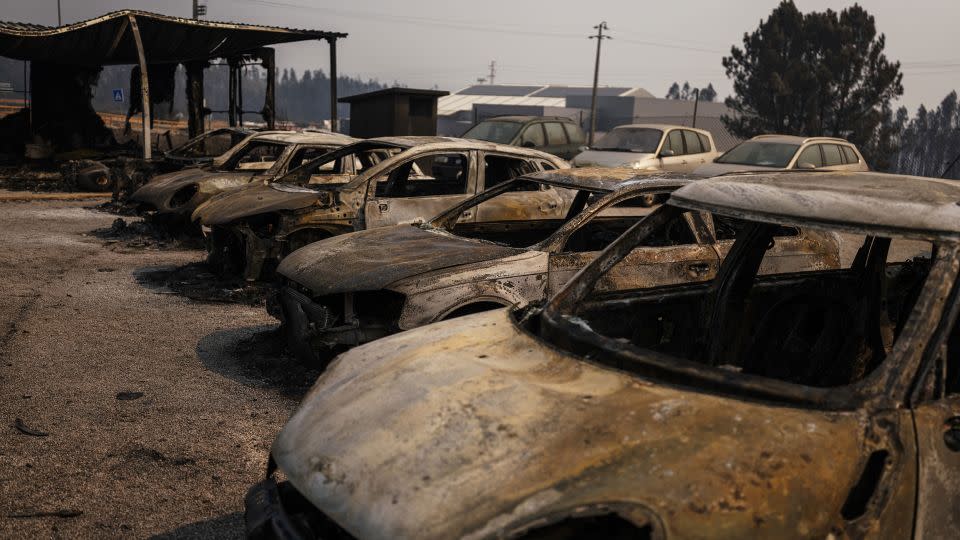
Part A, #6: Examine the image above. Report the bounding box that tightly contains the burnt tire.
[76,170,114,192]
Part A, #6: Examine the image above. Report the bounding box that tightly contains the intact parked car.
[275,167,838,364]
[572,124,720,173]
[693,134,869,176]
[248,170,957,540]
[462,116,586,160]
[129,130,356,226]
[193,137,571,281]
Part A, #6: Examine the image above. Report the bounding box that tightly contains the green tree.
[721,1,903,166]
[665,81,716,102]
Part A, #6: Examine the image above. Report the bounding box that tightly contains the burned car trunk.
[194,137,571,281]
[250,171,960,539]
[272,168,841,365]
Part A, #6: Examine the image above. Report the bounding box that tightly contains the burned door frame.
[472,151,566,224]
[909,282,960,538]
[544,189,717,294]
[361,149,480,229]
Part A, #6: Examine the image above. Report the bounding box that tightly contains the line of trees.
[665,81,717,102]
[83,63,387,125]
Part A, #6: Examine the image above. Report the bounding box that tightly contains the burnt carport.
[0,10,347,159]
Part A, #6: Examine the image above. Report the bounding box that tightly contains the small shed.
[339,88,448,138]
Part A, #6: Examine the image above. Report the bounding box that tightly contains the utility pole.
[691,87,700,128]
[57,0,61,26]
[487,61,496,86]
[588,22,610,147]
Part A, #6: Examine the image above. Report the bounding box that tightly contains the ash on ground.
[136,261,275,306]
[92,217,204,250]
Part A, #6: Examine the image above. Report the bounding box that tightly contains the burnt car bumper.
[277,286,399,363]
[245,476,354,540]
[207,225,283,282]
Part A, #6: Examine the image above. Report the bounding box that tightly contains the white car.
[572,124,720,173]
[693,134,869,176]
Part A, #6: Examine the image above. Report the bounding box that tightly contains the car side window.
[563,123,586,145]
[520,125,546,147]
[796,145,824,168]
[697,132,712,152]
[841,145,860,164]
[288,146,332,171]
[562,193,694,252]
[713,215,799,240]
[666,130,685,155]
[683,130,704,154]
[227,141,287,171]
[374,152,469,198]
[483,155,539,191]
[822,144,844,166]
[544,123,568,146]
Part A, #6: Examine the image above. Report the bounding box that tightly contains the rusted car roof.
[251,131,356,145]
[341,135,567,158]
[670,171,960,239]
[523,167,698,193]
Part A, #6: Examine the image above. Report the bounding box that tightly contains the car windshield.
[592,128,663,153]
[276,145,405,188]
[715,141,800,167]
[534,204,942,407]
[462,121,523,144]
[429,177,676,250]
[170,129,245,158]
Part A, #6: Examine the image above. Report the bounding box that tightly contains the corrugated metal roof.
[458,85,545,96]
[529,86,632,98]
[0,10,346,66]
[438,94,566,116]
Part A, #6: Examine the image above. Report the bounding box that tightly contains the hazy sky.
[4,0,958,113]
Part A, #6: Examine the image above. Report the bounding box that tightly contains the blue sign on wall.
[112,89,124,102]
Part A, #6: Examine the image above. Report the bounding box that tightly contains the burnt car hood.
[193,183,321,226]
[129,167,210,205]
[273,309,867,540]
[278,225,525,295]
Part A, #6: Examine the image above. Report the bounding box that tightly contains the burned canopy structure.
[0,10,346,158]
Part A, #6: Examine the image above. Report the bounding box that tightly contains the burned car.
[249,171,959,539]
[130,130,356,226]
[275,167,839,363]
[193,137,570,281]
[155,126,252,173]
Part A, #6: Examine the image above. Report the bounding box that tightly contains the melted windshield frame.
[533,203,960,411]
[274,142,408,189]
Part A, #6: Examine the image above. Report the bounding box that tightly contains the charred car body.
[250,171,960,539]
[193,137,570,281]
[275,167,839,363]
[130,130,356,227]
[154,127,253,173]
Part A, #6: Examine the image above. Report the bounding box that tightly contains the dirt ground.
[0,193,318,539]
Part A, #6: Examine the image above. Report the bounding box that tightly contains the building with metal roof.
[438,84,742,152]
